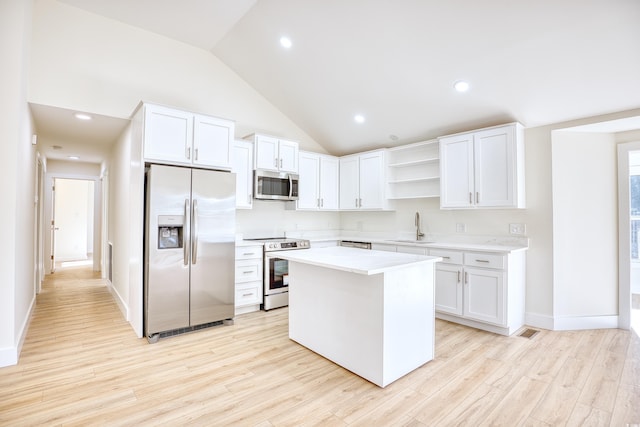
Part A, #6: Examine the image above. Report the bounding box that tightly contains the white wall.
[29,0,326,154]
[107,124,134,327]
[0,0,36,368]
[552,132,618,323]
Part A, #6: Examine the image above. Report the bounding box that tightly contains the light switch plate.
[509,223,526,235]
[456,223,466,233]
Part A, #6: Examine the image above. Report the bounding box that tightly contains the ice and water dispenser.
[157,215,184,249]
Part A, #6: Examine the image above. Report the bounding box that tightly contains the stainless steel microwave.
[254,170,299,201]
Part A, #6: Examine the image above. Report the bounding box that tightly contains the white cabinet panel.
[464,267,505,325]
[439,123,524,209]
[143,104,193,165]
[252,134,299,173]
[232,140,253,209]
[430,247,524,335]
[434,264,463,316]
[234,244,263,313]
[339,150,387,210]
[193,114,233,169]
[142,103,233,170]
[298,151,339,210]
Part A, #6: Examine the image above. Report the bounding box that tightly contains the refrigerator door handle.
[184,199,190,266]
[192,199,198,264]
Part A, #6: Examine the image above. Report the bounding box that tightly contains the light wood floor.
[1,268,639,426]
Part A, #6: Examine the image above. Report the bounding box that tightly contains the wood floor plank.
[1,266,639,426]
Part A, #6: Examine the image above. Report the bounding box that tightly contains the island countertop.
[274,246,441,276]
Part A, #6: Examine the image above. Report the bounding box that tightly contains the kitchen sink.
[387,239,434,245]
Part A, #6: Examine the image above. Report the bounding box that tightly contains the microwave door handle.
[288,175,293,198]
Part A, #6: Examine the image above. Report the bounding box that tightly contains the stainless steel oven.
[245,238,310,310]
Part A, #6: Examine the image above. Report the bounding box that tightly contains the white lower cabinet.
[235,245,263,315]
[429,248,525,336]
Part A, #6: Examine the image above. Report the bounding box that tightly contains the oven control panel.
[267,240,310,250]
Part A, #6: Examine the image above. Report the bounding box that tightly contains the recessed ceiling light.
[453,80,470,93]
[280,36,292,49]
[68,156,80,160]
[74,113,92,120]
[354,114,366,124]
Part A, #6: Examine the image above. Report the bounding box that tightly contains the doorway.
[52,178,95,270]
[44,172,102,276]
[618,141,640,333]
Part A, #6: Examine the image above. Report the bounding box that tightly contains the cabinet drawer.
[235,245,263,260]
[235,282,262,306]
[464,252,505,269]
[235,259,262,283]
[429,249,463,264]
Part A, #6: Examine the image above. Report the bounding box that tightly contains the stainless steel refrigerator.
[144,164,236,342]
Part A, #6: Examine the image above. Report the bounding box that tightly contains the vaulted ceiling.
[36,0,640,161]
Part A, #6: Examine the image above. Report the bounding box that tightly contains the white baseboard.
[525,312,620,331]
[0,347,18,368]
[0,295,36,368]
[107,280,129,321]
[525,312,554,330]
[553,315,619,331]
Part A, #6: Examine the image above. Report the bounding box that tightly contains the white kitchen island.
[274,246,441,388]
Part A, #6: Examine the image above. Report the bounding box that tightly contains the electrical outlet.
[509,223,526,235]
[456,223,466,233]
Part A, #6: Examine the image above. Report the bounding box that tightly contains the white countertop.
[273,246,441,276]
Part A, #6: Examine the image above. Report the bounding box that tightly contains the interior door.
[50,179,57,273]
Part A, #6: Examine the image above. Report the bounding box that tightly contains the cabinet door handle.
[457,270,461,283]
[464,272,468,284]
[194,148,199,161]
[242,293,253,297]
[355,198,358,208]
[280,158,283,168]
[317,198,321,208]
[476,192,479,204]
[242,270,253,274]
[242,253,255,256]
[475,259,490,263]
[442,256,450,260]
[359,198,363,208]
[248,194,252,204]
[186,147,191,160]
[274,158,278,168]
[469,192,472,204]
[320,198,324,208]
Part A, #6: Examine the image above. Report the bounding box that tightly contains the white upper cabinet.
[297,151,339,211]
[192,114,233,169]
[232,139,254,209]
[251,134,299,173]
[339,150,387,210]
[439,123,524,209]
[142,103,234,170]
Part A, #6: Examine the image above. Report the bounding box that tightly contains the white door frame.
[617,141,640,330]
[43,172,102,274]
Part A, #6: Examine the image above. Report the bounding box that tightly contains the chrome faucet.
[415,212,425,241]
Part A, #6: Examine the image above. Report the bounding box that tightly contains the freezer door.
[145,165,191,336]
[190,168,236,325]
